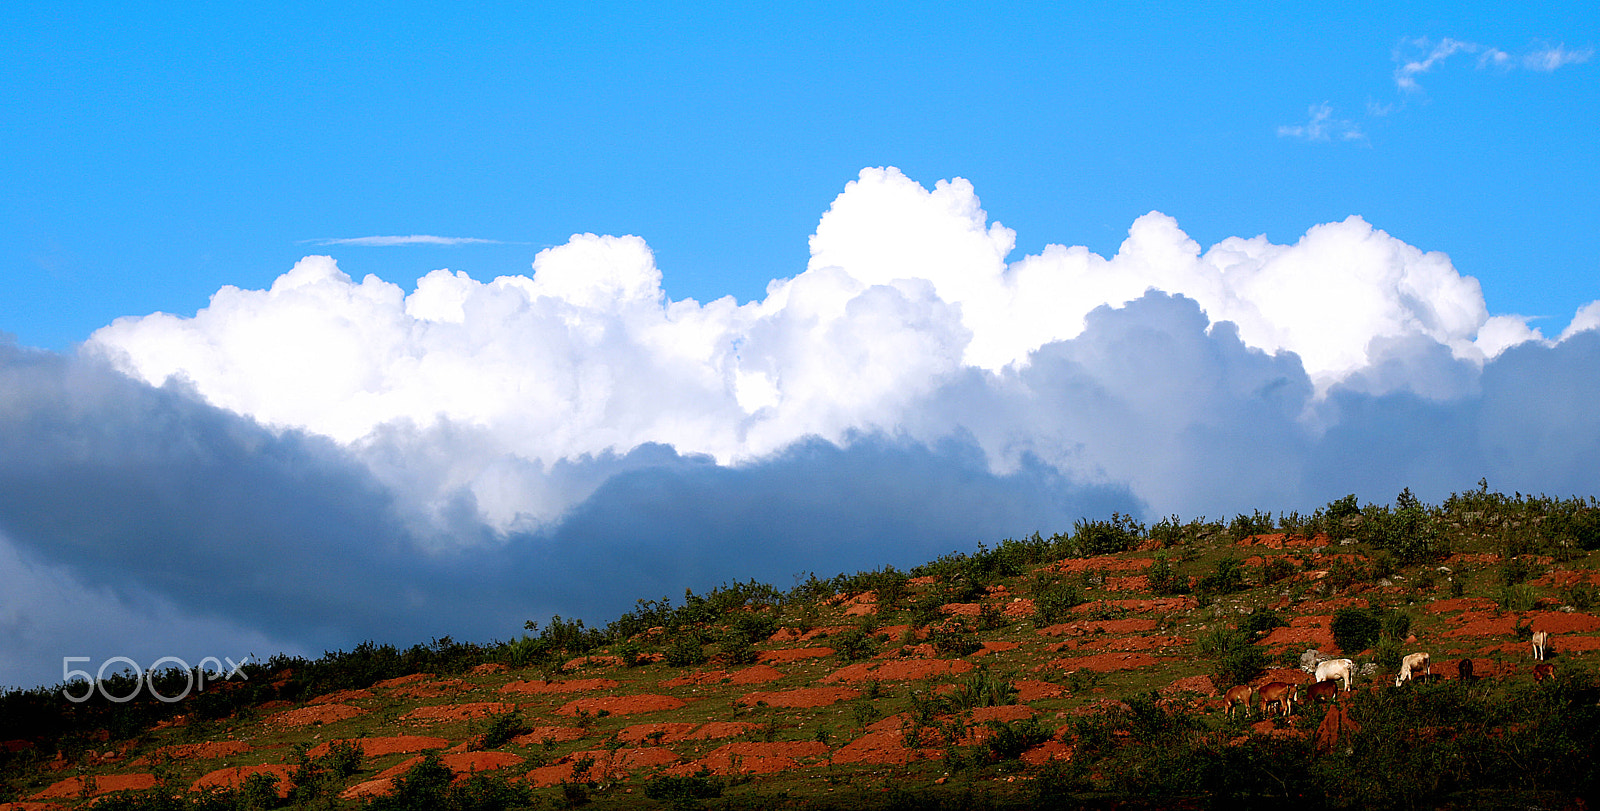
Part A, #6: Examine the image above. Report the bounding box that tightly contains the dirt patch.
[1316,597,1370,610]
[1015,679,1067,701]
[662,665,784,687]
[500,678,619,694]
[670,741,831,776]
[190,765,295,798]
[756,647,834,664]
[974,641,1020,657]
[268,703,366,727]
[387,679,467,699]
[308,735,448,759]
[308,688,374,706]
[1446,553,1503,566]
[1037,618,1162,637]
[524,747,680,787]
[688,722,765,740]
[1040,653,1162,673]
[1021,739,1074,765]
[1071,597,1197,614]
[823,659,974,684]
[373,751,526,783]
[510,726,588,745]
[1003,599,1036,618]
[564,654,626,670]
[1425,597,1500,614]
[940,603,981,617]
[1530,612,1600,634]
[373,673,434,689]
[31,773,158,800]
[555,695,687,717]
[1038,557,1150,575]
[469,663,508,675]
[1074,635,1189,652]
[135,740,250,763]
[830,729,939,765]
[1445,614,1521,638]
[402,702,514,722]
[1257,668,1314,686]
[1106,576,1150,592]
[1164,675,1217,696]
[616,723,700,744]
[1261,623,1337,652]
[737,686,860,708]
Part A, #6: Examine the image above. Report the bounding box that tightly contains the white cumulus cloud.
[87,168,1574,537]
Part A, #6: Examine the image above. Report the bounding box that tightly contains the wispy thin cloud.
[1277,102,1366,143]
[1525,44,1593,71]
[301,235,512,247]
[1394,36,1593,91]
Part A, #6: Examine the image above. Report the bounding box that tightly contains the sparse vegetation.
[6,485,1600,809]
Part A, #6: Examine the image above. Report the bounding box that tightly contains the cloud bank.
[3,167,1597,687]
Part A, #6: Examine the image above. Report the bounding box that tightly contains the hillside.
[3,486,1599,809]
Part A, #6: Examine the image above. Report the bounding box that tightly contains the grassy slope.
[3,491,1599,809]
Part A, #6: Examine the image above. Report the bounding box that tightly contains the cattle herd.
[1222,631,1558,717]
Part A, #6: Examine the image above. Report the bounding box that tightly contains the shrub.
[832,626,880,662]
[664,635,707,667]
[481,709,527,749]
[1146,554,1189,595]
[1380,610,1412,642]
[1032,577,1084,624]
[1196,557,1246,596]
[715,631,756,666]
[1067,512,1146,557]
[1260,556,1296,585]
[983,716,1053,761]
[1331,607,1382,653]
[1238,609,1288,638]
[1500,557,1538,586]
[1197,627,1267,687]
[928,623,981,658]
[1500,584,1538,612]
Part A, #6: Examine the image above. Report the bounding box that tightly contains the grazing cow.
[1457,658,1474,682]
[1395,652,1432,686]
[1534,662,1555,683]
[1224,684,1254,718]
[1259,681,1296,717]
[1306,679,1339,704]
[1315,658,1356,691]
[1532,630,1551,660]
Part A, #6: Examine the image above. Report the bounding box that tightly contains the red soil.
[555,694,687,716]
[940,603,981,617]
[135,740,250,763]
[1425,597,1500,614]
[1040,652,1162,673]
[1037,618,1162,636]
[823,659,974,684]
[1164,675,1217,696]
[1015,679,1067,701]
[1237,533,1324,548]
[737,686,860,708]
[564,654,626,670]
[373,673,434,688]
[1446,553,1503,565]
[1106,576,1150,592]
[1071,597,1197,613]
[1073,635,1189,652]
[1260,623,1337,652]
[308,688,374,705]
[31,773,158,799]
[524,747,680,787]
[974,641,1020,656]
[661,665,785,687]
[402,702,515,722]
[1003,599,1036,618]
[377,752,524,781]
[268,703,366,727]
[1315,597,1369,610]
[616,722,699,744]
[308,735,448,759]
[830,728,939,766]
[757,647,835,664]
[670,741,832,776]
[689,722,767,740]
[387,679,467,699]
[1530,612,1600,634]
[190,765,295,798]
[1021,739,1074,765]
[469,663,508,675]
[510,726,588,745]
[1038,557,1151,574]
[500,678,619,694]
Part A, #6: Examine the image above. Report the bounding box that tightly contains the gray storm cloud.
[3,167,1597,687]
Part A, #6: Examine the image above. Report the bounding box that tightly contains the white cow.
[1395,652,1431,686]
[1316,658,1356,691]
[1532,630,1551,660]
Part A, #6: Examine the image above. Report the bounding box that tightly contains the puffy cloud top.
[86,168,1595,535]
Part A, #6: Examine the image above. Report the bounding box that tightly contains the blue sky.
[1,3,1598,689]
[4,2,1595,350]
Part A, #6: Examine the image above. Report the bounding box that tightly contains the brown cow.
[1224,684,1254,718]
[1457,658,1474,682]
[1534,662,1555,683]
[1306,679,1339,704]
[1259,681,1296,717]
